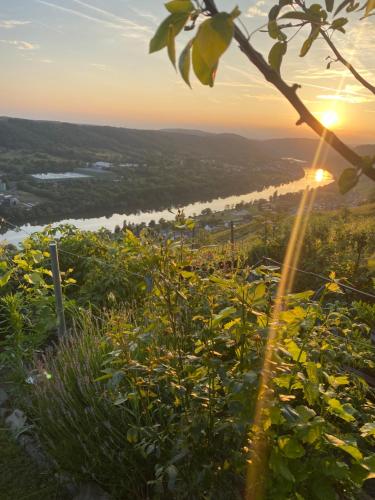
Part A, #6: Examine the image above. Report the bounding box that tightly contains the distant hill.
[0,117,268,164]
[355,144,375,157]
[0,117,372,175]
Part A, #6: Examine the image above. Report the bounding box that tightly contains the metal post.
[230,221,235,268]
[49,241,67,339]
[230,221,235,246]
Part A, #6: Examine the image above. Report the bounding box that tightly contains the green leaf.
[167,24,176,67]
[192,13,234,87]
[325,434,363,461]
[126,427,139,443]
[327,375,349,388]
[192,45,217,86]
[305,362,319,384]
[269,4,281,20]
[295,405,316,422]
[325,0,334,12]
[268,20,286,40]
[334,0,351,14]
[360,423,375,438]
[268,41,287,73]
[278,436,305,458]
[150,13,190,53]
[270,447,295,482]
[303,380,319,405]
[327,398,356,422]
[285,339,307,363]
[0,269,12,287]
[325,281,342,293]
[166,464,178,491]
[338,168,359,194]
[252,282,267,301]
[300,26,320,57]
[331,16,348,31]
[311,476,337,499]
[212,306,236,327]
[165,0,194,14]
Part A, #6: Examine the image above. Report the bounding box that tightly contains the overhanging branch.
[203,0,373,179]
[321,30,375,96]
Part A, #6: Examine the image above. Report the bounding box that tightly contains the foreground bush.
[28,246,375,499]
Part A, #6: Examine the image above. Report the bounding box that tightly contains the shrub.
[28,256,375,499]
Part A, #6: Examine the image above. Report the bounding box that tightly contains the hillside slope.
[0,117,268,164]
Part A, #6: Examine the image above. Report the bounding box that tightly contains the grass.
[0,427,64,500]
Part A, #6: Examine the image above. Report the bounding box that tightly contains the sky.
[0,0,374,141]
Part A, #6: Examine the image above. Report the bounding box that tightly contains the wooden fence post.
[49,241,67,339]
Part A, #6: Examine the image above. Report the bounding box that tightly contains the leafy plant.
[22,231,375,499]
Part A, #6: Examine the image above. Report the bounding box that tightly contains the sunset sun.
[315,168,325,182]
[321,109,340,128]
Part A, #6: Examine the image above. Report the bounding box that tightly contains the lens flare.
[321,110,339,128]
[315,168,325,182]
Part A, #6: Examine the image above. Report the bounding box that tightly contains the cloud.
[0,20,30,29]
[129,7,158,25]
[90,63,108,71]
[315,83,372,104]
[71,0,151,30]
[216,81,262,89]
[37,0,152,42]
[246,0,268,18]
[316,94,371,104]
[0,39,39,50]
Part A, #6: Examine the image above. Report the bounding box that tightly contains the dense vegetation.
[0,211,374,499]
[0,154,303,227]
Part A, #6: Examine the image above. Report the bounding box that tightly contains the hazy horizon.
[0,114,370,146]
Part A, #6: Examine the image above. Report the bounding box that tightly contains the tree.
[150,0,375,194]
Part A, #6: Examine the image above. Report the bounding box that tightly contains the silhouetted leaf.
[165,0,194,14]
[179,39,193,87]
[300,26,320,57]
[268,41,287,73]
[167,24,176,67]
[268,20,287,40]
[331,16,349,31]
[338,168,359,194]
[325,0,335,12]
[334,0,351,15]
[150,13,190,53]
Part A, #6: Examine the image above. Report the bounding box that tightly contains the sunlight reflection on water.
[1,168,333,245]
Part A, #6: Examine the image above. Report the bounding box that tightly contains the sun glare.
[321,109,339,128]
[315,168,325,182]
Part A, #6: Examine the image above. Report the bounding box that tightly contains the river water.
[1,168,333,245]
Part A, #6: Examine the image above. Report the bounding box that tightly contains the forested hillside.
[1,117,373,172]
[0,117,268,163]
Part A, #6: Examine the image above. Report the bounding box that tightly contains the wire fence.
[1,216,375,364]
[1,216,374,301]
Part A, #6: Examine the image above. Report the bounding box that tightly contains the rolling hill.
[0,117,372,176]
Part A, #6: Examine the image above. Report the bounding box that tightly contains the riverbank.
[1,168,333,245]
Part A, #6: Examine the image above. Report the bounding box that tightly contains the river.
[1,167,333,245]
